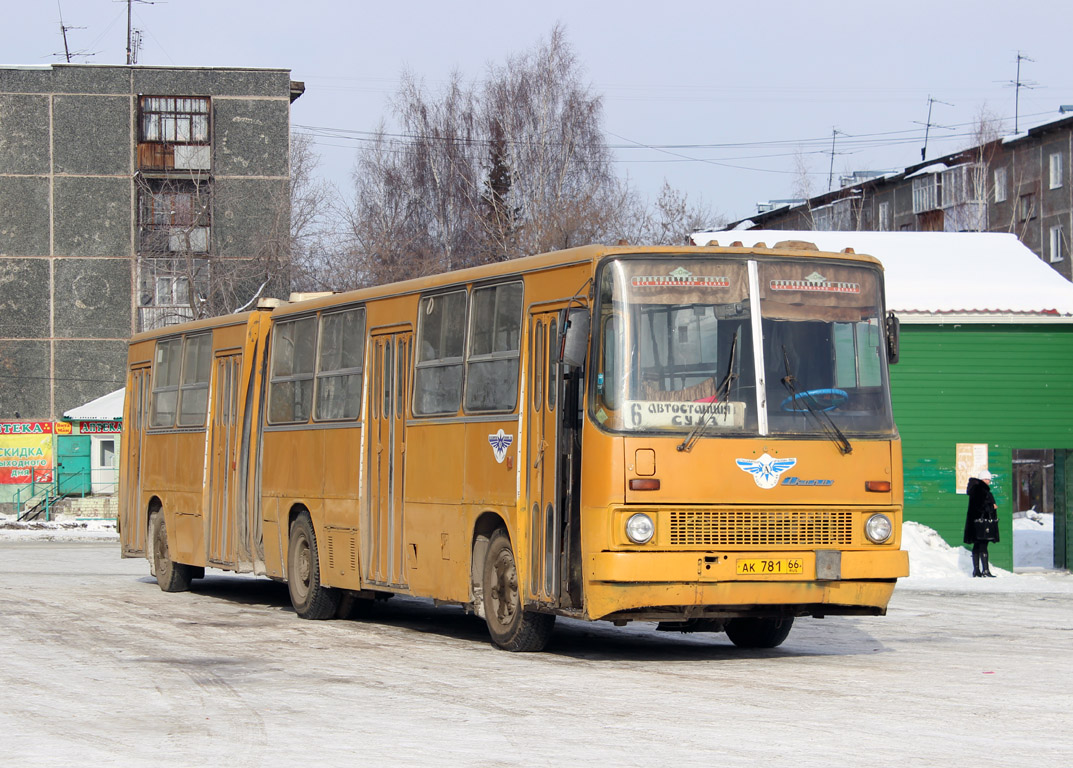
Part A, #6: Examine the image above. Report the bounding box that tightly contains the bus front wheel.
[481,529,554,652]
[287,513,340,620]
[150,511,193,593]
[725,616,794,648]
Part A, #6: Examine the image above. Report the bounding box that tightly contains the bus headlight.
[865,513,893,543]
[625,513,655,544]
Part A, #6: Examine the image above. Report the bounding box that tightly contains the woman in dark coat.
[964,470,999,577]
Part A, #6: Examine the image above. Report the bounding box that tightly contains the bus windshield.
[592,255,895,438]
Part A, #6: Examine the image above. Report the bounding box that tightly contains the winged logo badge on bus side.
[736,453,797,490]
[488,429,514,464]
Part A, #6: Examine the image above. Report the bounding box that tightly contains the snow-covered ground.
[0,514,119,542]
[3,511,1070,592]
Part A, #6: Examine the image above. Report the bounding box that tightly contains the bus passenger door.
[208,353,242,566]
[365,330,412,588]
[121,366,150,556]
[528,312,562,606]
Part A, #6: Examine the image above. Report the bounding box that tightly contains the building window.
[877,202,890,231]
[1049,152,1064,190]
[138,179,210,254]
[1019,193,1036,223]
[912,174,942,213]
[1050,225,1065,263]
[993,167,1007,203]
[137,257,208,331]
[99,440,116,467]
[138,96,211,171]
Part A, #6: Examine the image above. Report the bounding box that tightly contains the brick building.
[0,64,302,421]
[727,113,1073,281]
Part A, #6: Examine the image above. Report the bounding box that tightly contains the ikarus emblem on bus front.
[736,453,797,490]
[488,429,514,463]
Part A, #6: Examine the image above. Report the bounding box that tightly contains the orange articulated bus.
[120,242,909,652]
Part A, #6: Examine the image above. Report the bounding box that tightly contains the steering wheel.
[780,388,848,413]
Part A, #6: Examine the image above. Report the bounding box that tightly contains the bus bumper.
[584,548,908,622]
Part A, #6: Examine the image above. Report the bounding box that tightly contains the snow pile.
[1013,511,1054,570]
[899,517,1073,593]
[0,514,118,542]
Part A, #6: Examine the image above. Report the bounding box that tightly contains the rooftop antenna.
[827,128,846,191]
[914,95,955,162]
[54,1,93,63]
[1006,51,1037,133]
[121,0,159,65]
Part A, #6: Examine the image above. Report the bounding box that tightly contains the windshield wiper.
[677,329,739,452]
[780,346,852,455]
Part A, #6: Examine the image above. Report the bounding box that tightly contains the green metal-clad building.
[694,230,1073,570]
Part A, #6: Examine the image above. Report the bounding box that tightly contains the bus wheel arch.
[470,512,507,619]
[286,507,340,620]
[148,502,194,593]
[480,527,554,652]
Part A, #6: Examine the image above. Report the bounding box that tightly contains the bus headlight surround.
[865,513,893,543]
[625,513,655,544]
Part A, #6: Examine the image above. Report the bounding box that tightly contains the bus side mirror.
[558,308,590,368]
[886,311,900,365]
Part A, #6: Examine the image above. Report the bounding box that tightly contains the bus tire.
[725,616,794,649]
[287,513,340,620]
[150,511,193,593]
[482,528,554,652]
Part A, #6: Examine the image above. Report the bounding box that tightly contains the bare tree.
[346,25,646,285]
[634,181,721,244]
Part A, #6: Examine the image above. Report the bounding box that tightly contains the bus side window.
[414,290,467,416]
[268,317,317,423]
[315,307,365,421]
[149,338,182,427]
[177,333,211,427]
[464,281,523,413]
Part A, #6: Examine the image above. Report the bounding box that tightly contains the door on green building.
[56,434,92,496]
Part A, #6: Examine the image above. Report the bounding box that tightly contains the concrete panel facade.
[0,63,297,421]
[0,94,50,174]
[213,99,289,177]
[53,177,132,258]
[54,340,127,417]
[53,95,131,176]
[0,340,50,418]
[54,258,132,339]
[0,176,50,257]
[0,258,49,338]
[213,177,288,259]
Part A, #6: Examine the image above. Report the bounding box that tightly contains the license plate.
[736,558,804,575]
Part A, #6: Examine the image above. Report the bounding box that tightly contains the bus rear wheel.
[725,616,794,648]
[287,513,340,620]
[150,511,193,593]
[482,529,554,652]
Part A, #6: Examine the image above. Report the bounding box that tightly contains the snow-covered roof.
[689,230,1073,318]
[63,388,125,421]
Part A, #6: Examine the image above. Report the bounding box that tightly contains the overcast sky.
[3,0,1071,224]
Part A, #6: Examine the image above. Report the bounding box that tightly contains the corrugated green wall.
[891,323,1073,569]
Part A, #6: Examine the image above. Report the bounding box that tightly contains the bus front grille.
[668,508,853,546]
